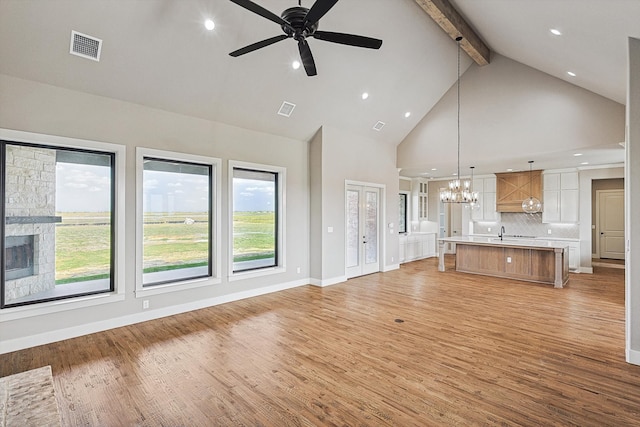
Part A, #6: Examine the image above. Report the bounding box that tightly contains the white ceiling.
[1,0,638,176]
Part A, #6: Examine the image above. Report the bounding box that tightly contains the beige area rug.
[0,365,61,427]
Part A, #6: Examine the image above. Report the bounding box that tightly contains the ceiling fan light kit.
[228,0,383,76]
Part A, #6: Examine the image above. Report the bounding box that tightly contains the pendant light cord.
[456,36,461,181]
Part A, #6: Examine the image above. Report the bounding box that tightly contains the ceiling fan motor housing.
[281,7,318,39]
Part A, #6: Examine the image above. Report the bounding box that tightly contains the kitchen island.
[438,236,569,288]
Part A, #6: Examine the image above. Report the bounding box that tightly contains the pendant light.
[440,36,473,204]
[522,160,542,213]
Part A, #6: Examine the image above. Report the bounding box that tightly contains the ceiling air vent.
[373,121,386,131]
[277,101,296,117]
[70,30,102,61]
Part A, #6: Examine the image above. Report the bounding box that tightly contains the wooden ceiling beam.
[414,0,491,66]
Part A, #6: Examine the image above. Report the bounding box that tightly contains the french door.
[346,184,381,278]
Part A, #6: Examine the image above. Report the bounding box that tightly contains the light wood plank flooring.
[1,256,637,426]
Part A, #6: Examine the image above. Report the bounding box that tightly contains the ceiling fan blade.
[313,31,382,49]
[304,0,339,27]
[229,35,289,57]
[229,0,290,27]
[298,39,317,76]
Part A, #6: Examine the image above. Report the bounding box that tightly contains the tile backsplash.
[473,213,579,239]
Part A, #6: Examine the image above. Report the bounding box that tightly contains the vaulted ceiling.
[1,0,638,176]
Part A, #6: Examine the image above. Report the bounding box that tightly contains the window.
[136,148,220,294]
[2,141,115,308]
[399,193,408,233]
[230,163,284,274]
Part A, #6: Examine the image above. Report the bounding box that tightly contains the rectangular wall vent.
[277,101,296,117]
[70,30,102,61]
[373,121,386,131]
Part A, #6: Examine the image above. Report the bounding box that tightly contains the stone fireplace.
[4,145,60,303]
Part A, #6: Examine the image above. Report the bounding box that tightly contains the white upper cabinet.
[542,171,579,223]
[471,176,499,221]
[411,179,428,221]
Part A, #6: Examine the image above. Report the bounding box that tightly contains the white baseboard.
[627,348,640,366]
[579,266,594,274]
[309,276,347,287]
[383,263,400,272]
[0,278,309,355]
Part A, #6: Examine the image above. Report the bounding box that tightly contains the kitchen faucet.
[499,226,505,241]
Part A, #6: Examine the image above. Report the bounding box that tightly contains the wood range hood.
[495,170,542,213]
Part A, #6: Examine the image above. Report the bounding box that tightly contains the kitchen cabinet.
[411,179,428,221]
[495,170,542,213]
[440,237,569,288]
[542,172,579,223]
[471,176,500,221]
[399,233,436,263]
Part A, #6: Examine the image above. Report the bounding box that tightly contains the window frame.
[228,160,286,280]
[398,192,409,234]
[0,128,126,322]
[135,148,221,298]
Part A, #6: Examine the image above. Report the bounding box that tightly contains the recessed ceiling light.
[567,71,576,77]
[292,60,301,70]
[404,112,411,118]
[581,161,589,165]
[361,92,369,100]
[452,172,458,176]
[507,168,513,172]
[431,168,437,171]
[204,19,215,31]
[573,153,583,157]
[550,28,562,36]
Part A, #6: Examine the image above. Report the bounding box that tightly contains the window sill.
[228,266,285,282]
[135,276,222,298]
[0,292,125,322]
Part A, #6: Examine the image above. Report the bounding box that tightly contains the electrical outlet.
[143,300,149,310]
[488,227,492,232]
[506,257,512,263]
[391,256,394,262]
[296,267,301,274]
[548,229,552,235]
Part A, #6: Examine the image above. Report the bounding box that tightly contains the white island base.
[438,237,569,288]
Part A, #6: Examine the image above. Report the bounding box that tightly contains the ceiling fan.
[229,0,383,76]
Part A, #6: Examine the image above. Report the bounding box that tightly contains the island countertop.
[439,236,570,250]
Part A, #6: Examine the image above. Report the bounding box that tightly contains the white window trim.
[228,160,286,281]
[135,147,221,298]
[0,128,126,322]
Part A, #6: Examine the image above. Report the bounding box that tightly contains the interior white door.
[598,189,625,260]
[346,185,380,278]
[444,203,462,253]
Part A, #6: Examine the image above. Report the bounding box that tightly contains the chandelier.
[440,36,477,204]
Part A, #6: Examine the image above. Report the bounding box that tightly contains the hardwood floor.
[1,256,637,426]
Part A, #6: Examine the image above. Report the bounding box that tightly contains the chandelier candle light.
[440,37,478,205]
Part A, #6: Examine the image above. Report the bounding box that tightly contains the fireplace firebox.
[5,235,35,280]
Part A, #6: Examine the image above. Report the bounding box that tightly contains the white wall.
[309,125,399,285]
[0,74,310,352]
[627,37,640,365]
[397,54,625,172]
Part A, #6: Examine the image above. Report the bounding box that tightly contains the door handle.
[601,232,605,235]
